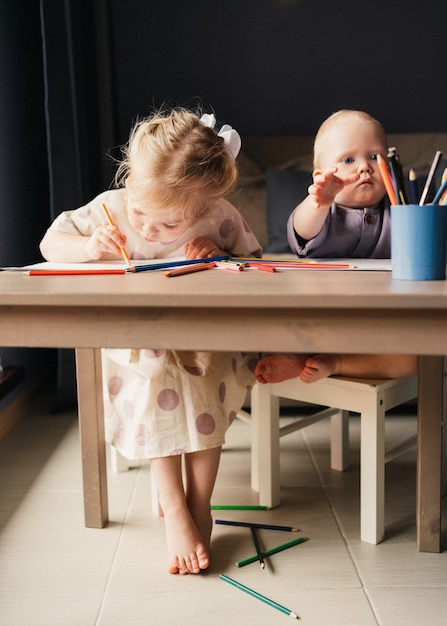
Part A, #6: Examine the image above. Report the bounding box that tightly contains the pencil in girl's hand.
[101,203,132,267]
[419,150,442,205]
[377,154,398,205]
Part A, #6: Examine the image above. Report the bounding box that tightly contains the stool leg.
[110,446,129,473]
[360,396,385,544]
[330,409,350,471]
[251,384,281,507]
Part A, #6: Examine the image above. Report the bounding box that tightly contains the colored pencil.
[250,527,265,569]
[419,150,442,205]
[387,147,408,204]
[377,154,398,205]
[219,574,299,619]
[214,260,245,271]
[432,176,447,205]
[215,519,299,532]
[409,168,419,204]
[102,203,132,267]
[129,255,228,273]
[246,262,277,272]
[163,262,216,277]
[211,505,272,510]
[236,537,308,568]
[439,168,447,204]
[29,268,127,276]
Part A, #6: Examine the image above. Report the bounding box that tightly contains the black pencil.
[215,519,299,532]
[250,527,265,569]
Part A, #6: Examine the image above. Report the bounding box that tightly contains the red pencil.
[29,269,127,276]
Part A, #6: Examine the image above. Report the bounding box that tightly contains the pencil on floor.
[219,574,299,619]
[250,527,265,569]
[211,505,272,510]
[236,537,308,568]
[215,519,299,532]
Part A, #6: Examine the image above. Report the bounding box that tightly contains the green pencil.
[236,537,308,567]
[211,505,272,510]
[220,574,299,619]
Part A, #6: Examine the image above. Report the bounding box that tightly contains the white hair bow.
[200,113,241,160]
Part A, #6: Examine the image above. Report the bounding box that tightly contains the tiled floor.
[0,394,446,625]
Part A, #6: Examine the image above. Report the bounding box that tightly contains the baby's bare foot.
[163,504,210,575]
[300,355,341,383]
[254,354,307,384]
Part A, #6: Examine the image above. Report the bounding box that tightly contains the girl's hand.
[309,167,360,209]
[184,237,223,259]
[84,225,128,260]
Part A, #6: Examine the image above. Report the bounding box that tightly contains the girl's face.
[127,207,193,244]
[315,119,387,209]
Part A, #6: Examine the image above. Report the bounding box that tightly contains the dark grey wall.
[109,0,447,142]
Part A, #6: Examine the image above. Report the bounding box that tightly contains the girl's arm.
[39,225,127,262]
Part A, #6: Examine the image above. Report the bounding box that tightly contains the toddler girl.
[40,107,262,575]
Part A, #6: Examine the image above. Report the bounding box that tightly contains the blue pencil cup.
[391,204,447,280]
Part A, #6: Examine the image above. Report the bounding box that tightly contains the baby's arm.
[293,167,359,241]
[39,225,127,262]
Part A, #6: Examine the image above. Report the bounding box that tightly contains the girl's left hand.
[184,237,223,259]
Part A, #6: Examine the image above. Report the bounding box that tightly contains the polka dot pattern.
[219,218,235,239]
[103,348,257,460]
[196,413,216,435]
[157,388,180,411]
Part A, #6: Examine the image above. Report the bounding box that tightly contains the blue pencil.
[432,177,447,205]
[127,255,229,273]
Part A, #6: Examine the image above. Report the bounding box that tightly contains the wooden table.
[0,266,445,552]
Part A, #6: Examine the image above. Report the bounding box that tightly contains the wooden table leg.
[75,348,109,528]
[417,355,444,552]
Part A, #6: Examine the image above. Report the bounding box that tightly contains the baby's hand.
[309,167,360,208]
[184,237,223,259]
[84,225,127,260]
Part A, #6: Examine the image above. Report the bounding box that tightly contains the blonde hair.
[115,108,238,219]
[313,110,387,169]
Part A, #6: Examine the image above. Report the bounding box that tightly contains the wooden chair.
[242,375,419,544]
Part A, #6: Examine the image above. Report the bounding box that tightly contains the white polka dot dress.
[103,349,258,459]
[47,189,263,460]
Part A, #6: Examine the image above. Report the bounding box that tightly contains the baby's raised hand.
[84,225,127,260]
[184,236,222,259]
[309,167,359,208]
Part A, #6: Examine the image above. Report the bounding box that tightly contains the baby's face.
[127,206,192,244]
[316,119,387,209]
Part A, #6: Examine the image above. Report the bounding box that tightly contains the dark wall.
[109,0,447,143]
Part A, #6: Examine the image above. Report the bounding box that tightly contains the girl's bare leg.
[150,446,221,575]
[254,354,308,384]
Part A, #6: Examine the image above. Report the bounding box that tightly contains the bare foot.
[300,355,341,383]
[163,503,210,575]
[254,354,307,384]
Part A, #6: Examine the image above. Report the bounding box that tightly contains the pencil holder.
[391,204,447,280]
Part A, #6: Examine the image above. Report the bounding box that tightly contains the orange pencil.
[163,262,216,277]
[102,203,132,267]
[377,154,397,205]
